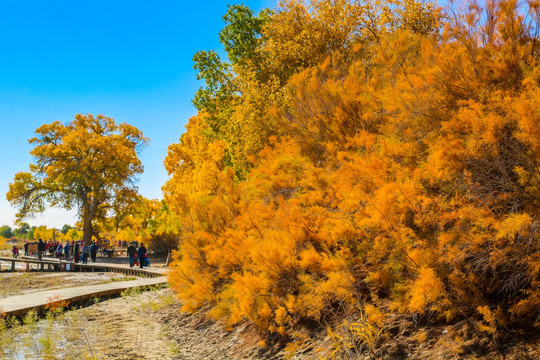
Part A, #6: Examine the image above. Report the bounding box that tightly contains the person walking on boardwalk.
[137,243,147,269]
[89,241,98,263]
[56,243,64,259]
[74,242,80,263]
[24,241,28,256]
[127,242,137,268]
[37,238,45,261]
[81,243,90,264]
[12,245,19,258]
[64,241,70,259]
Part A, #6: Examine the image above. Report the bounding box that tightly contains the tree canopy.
[0,226,13,239]
[6,114,148,244]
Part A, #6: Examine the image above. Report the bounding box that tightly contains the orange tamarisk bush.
[165,0,540,342]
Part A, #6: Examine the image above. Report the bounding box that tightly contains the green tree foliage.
[15,222,30,235]
[192,49,236,135]
[26,225,36,240]
[0,225,13,239]
[191,5,275,179]
[219,5,272,69]
[10,222,34,239]
[61,224,73,235]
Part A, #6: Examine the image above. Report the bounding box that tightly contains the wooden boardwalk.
[0,276,168,317]
[0,256,170,318]
[0,256,166,277]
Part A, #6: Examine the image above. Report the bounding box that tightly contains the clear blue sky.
[0,0,273,229]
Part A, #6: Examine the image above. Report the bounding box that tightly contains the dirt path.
[64,289,290,360]
[81,295,175,359]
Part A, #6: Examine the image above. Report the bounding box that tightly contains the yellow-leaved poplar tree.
[7,114,148,244]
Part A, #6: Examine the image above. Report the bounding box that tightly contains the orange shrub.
[165,0,540,339]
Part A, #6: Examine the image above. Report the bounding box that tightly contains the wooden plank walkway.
[0,276,168,318]
[0,256,166,277]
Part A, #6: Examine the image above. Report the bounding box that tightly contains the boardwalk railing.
[0,256,165,278]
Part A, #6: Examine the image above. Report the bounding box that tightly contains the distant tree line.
[0,223,75,240]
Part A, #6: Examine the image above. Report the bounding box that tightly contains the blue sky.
[0,0,273,228]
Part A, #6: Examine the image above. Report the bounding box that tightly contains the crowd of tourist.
[11,239,149,268]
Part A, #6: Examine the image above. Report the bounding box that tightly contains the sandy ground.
[76,289,178,359]
[60,289,297,360]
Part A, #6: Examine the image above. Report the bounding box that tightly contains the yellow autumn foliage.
[164,0,540,342]
[407,267,445,313]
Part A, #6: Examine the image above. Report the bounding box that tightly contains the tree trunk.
[92,230,102,247]
[82,215,93,245]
